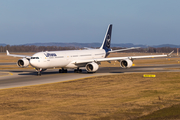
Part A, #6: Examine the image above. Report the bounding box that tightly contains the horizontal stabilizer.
[83,47,95,50]
[167,50,174,56]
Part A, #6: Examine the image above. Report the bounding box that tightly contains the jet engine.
[85,62,99,72]
[17,58,29,68]
[120,59,133,68]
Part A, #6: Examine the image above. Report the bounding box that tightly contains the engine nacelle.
[85,62,99,72]
[120,59,133,68]
[17,58,29,68]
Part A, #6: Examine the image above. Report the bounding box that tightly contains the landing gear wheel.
[87,71,95,74]
[37,71,41,76]
[36,68,42,76]
[59,68,67,73]
[74,69,77,73]
[63,69,67,73]
[74,68,82,73]
[79,69,82,73]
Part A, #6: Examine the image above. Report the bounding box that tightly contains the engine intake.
[85,62,99,72]
[17,58,29,68]
[120,59,133,68]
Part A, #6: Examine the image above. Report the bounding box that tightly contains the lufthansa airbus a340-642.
[7,24,173,75]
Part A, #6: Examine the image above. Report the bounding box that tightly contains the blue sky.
[0,0,180,45]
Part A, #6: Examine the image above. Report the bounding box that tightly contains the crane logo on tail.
[106,34,111,48]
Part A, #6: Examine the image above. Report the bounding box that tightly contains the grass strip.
[0,72,180,119]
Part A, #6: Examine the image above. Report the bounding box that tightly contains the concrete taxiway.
[0,64,180,89]
[0,63,16,65]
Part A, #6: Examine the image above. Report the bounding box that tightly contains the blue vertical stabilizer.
[100,24,112,53]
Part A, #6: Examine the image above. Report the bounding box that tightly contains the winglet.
[6,50,10,55]
[168,50,174,56]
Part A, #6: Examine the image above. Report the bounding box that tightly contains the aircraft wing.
[108,47,140,53]
[72,52,173,64]
[6,50,31,59]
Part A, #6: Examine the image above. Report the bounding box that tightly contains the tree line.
[0,45,80,52]
[0,45,177,53]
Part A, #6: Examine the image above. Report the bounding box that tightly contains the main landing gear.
[59,68,82,73]
[35,68,83,76]
[59,68,67,73]
[74,68,82,73]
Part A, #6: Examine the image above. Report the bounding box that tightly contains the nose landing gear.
[37,71,41,76]
[35,68,47,76]
[35,68,42,76]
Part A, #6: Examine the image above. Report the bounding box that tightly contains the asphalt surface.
[0,63,16,65]
[0,64,180,89]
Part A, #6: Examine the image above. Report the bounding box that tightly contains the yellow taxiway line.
[0,72,13,77]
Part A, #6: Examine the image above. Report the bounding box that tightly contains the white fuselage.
[30,49,106,69]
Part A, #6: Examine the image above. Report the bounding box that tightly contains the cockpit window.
[31,57,39,59]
